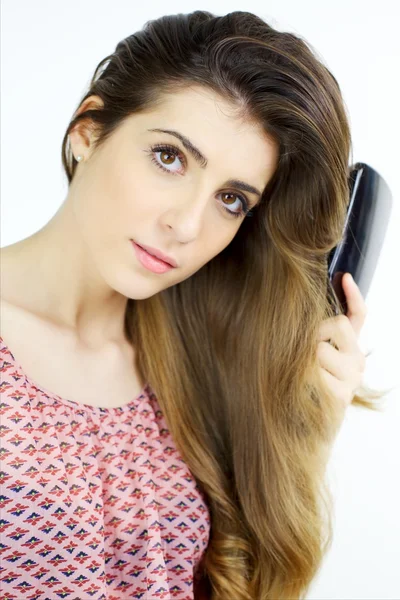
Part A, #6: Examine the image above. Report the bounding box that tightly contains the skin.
[2,84,367,408]
[2,85,277,351]
[317,273,367,409]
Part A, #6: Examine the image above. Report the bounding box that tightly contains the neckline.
[0,334,149,413]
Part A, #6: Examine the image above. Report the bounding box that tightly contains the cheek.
[117,174,161,221]
[194,233,237,270]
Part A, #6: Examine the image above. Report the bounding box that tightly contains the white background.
[1,1,399,597]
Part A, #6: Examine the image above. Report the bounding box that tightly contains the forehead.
[129,85,278,188]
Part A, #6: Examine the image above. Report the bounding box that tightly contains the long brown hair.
[61,10,390,599]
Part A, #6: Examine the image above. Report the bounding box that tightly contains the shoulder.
[1,242,31,308]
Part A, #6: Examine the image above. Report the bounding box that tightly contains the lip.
[132,241,178,268]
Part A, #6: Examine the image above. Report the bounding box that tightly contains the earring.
[76,155,83,162]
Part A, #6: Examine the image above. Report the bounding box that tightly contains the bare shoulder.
[1,241,31,308]
[0,248,45,354]
[1,244,27,326]
[0,242,145,408]
[0,240,64,367]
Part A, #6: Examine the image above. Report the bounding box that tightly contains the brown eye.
[219,192,248,218]
[145,143,252,219]
[222,193,237,205]
[160,151,175,165]
[147,144,185,174]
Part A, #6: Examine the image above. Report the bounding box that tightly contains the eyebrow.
[147,128,263,199]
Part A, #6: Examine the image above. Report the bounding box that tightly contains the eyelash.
[144,143,254,219]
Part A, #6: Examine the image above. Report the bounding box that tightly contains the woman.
[0,9,386,600]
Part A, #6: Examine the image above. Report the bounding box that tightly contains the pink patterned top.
[0,335,211,600]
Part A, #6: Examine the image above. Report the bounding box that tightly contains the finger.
[342,273,368,337]
[318,315,358,354]
[319,367,350,409]
[317,341,350,381]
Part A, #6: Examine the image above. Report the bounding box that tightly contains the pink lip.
[131,241,175,274]
[132,241,178,268]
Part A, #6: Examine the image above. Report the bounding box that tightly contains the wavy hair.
[60,10,390,599]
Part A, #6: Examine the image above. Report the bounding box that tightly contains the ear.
[69,95,104,159]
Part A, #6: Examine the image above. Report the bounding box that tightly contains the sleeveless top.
[0,335,211,599]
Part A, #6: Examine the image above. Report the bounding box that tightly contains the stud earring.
[76,155,83,162]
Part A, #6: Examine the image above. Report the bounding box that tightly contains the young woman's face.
[69,85,278,300]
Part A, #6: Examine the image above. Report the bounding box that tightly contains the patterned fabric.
[0,336,211,600]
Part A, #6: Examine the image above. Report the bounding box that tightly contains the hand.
[317,273,367,409]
